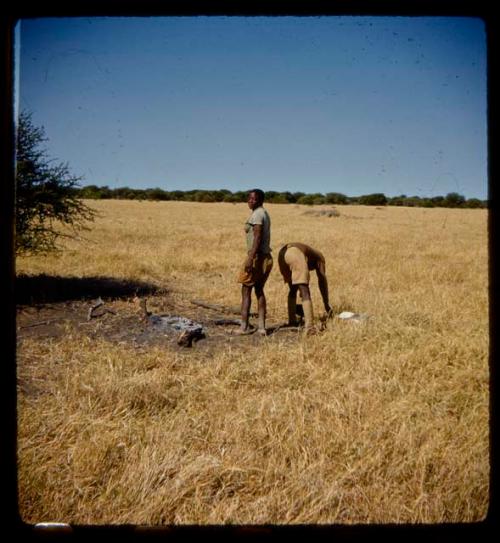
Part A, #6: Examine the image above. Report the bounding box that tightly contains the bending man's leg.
[287,284,299,326]
[298,284,314,331]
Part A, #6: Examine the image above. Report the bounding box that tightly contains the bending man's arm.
[316,260,332,315]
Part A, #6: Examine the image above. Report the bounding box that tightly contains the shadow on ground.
[16,273,164,305]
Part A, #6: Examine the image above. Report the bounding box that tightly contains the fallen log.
[177,328,205,348]
[213,318,241,326]
[19,319,59,329]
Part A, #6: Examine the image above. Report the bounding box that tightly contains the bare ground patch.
[16,285,301,357]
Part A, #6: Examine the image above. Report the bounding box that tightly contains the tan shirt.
[245,206,271,254]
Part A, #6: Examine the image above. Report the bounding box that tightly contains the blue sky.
[17,16,487,199]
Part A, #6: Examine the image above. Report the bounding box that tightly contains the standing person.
[237,189,273,336]
[278,242,332,332]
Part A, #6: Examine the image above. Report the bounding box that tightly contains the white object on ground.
[337,311,370,323]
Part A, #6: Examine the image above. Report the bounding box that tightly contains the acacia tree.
[15,110,95,254]
[443,192,466,208]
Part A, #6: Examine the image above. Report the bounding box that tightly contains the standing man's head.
[247,189,265,210]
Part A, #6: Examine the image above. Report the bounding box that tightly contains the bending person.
[278,242,332,332]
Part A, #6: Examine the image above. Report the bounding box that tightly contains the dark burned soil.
[16,274,299,355]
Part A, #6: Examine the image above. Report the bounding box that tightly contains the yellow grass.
[16,200,489,524]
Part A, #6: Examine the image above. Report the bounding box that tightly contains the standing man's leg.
[239,285,253,333]
[255,283,267,335]
[254,254,273,335]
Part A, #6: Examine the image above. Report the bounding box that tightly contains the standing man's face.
[247,192,260,210]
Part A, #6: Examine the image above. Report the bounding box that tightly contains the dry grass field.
[16,199,489,525]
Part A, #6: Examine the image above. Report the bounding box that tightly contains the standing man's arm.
[245,224,262,272]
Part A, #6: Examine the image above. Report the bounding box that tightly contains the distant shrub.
[463,198,486,209]
[325,192,349,205]
[297,193,326,205]
[359,193,388,206]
